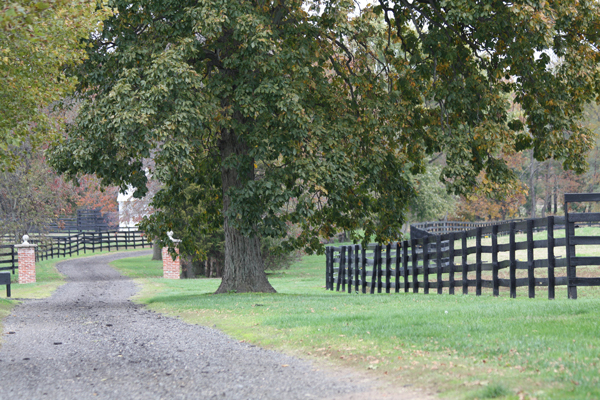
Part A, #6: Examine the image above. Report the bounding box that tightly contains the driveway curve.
[0,251,433,400]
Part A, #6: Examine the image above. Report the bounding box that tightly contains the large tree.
[50,0,600,293]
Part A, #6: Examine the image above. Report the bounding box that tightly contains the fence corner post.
[14,235,37,284]
[325,246,331,290]
[162,231,181,279]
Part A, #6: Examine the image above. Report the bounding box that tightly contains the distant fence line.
[0,228,150,274]
[410,219,524,238]
[410,217,600,239]
[326,193,600,300]
[46,209,118,233]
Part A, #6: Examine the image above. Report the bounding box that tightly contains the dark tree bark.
[206,258,212,278]
[553,174,558,214]
[215,128,275,294]
[543,162,550,218]
[180,255,195,279]
[180,255,205,279]
[529,151,537,219]
[152,241,162,260]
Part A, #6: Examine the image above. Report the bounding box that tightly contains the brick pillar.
[15,235,37,284]
[162,247,180,279]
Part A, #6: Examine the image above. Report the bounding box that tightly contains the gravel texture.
[0,251,434,400]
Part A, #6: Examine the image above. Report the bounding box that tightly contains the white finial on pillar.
[167,231,181,243]
[22,234,30,245]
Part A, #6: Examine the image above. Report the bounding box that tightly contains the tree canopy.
[50,0,600,292]
[0,0,106,169]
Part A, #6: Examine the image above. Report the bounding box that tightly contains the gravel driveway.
[0,251,434,400]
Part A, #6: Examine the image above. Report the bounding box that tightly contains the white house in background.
[117,166,159,229]
[117,186,154,229]
[117,188,137,229]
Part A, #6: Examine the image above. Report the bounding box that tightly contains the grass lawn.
[111,250,600,400]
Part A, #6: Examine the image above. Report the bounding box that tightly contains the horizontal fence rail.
[0,244,17,273]
[32,229,150,262]
[327,212,600,299]
[0,229,151,272]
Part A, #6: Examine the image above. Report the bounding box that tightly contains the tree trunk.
[553,174,558,214]
[215,128,275,294]
[529,151,537,219]
[543,161,551,217]
[152,241,162,260]
[180,255,195,279]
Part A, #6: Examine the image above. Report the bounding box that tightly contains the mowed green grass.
[112,252,600,400]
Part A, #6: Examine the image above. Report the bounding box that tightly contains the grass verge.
[111,252,600,400]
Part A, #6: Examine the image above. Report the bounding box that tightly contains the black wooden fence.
[0,229,150,272]
[46,209,118,233]
[0,244,17,273]
[326,193,600,300]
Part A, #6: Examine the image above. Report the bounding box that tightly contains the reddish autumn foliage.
[75,175,118,214]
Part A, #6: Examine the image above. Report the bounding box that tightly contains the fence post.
[509,222,517,298]
[337,246,346,292]
[394,242,401,293]
[162,232,181,279]
[422,236,429,294]
[527,219,535,298]
[325,247,331,290]
[11,244,16,273]
[411,239,419,293]
[361,245,367,294]
[492,225,499,297]
[370,245,377,294]
[354,244,360,293]
[402,240,409,293]
[462,231,468,295]
[565,208,577,299]
[448,233,455,295]
[547,216,555,300]
[476,227,482,296]
[347,245,353,294]
[377,245,383,293]
[385,242,392,293]
[436,235,442,294]
[330,246,336,290]
[14,235,37,284]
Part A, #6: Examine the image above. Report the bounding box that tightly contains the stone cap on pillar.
[14,234,37,248]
